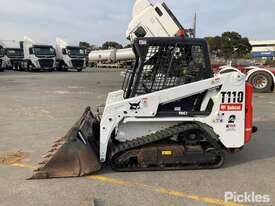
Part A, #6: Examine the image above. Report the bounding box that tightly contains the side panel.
[209,73,246,148]
[116,122,178,142]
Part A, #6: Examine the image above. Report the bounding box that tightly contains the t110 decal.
[221,91,244,104]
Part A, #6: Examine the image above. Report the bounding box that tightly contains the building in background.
[250,40,275,60]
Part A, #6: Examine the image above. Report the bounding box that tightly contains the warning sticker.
[220,104,243,111]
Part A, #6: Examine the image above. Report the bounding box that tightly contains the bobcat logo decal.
[129,101,141,110]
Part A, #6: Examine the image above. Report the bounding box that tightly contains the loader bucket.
[29,107,101,179]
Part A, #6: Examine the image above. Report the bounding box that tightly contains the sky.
[0,0,274,46]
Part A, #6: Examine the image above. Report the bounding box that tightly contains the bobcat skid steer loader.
[30,37,256,179]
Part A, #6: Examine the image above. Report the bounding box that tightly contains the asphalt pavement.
[0,68,274,206]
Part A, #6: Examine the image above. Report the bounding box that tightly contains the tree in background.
[102,41,123,50]
[238,37,252,58]
[79,41,90,49]
[265,59,275,66]
[80,42,98,50]
[205,32,252,59]
[205,36,222,57]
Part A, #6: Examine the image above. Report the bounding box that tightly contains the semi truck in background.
[89,0,186,68]
[56,38,86,72]
[22,37,56,72]
[0,45,4,72]
[0,41,24,71]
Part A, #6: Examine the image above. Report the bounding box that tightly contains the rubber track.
[110,122,223,169]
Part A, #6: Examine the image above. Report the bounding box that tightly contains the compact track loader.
[30,37,256,179]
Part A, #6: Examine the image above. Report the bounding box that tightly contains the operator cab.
[123,37,212,98]
[122,37,214,116]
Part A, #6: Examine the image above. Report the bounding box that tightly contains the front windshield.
[33,46,55,56]
[6,49,24,57]
[67,47,85,57]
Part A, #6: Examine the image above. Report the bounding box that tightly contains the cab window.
[155,7,163,16]
[134,26,147,38]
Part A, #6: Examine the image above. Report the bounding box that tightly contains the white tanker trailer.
[89,49,116,63]
[89,48,135,68]
[116,48,135,61]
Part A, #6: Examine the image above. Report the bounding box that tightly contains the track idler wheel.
[205,148,224,169]
[29,107,102,179]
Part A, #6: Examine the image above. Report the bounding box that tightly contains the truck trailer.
[216,65,275,93]
[22,37,56,72]
[56,38,86,72]
[0,41,24,71]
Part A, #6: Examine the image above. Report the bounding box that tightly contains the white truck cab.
[126,0,185,41]
[56,38,86,72]
[23,37,56,72]
[0,41,24,71]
